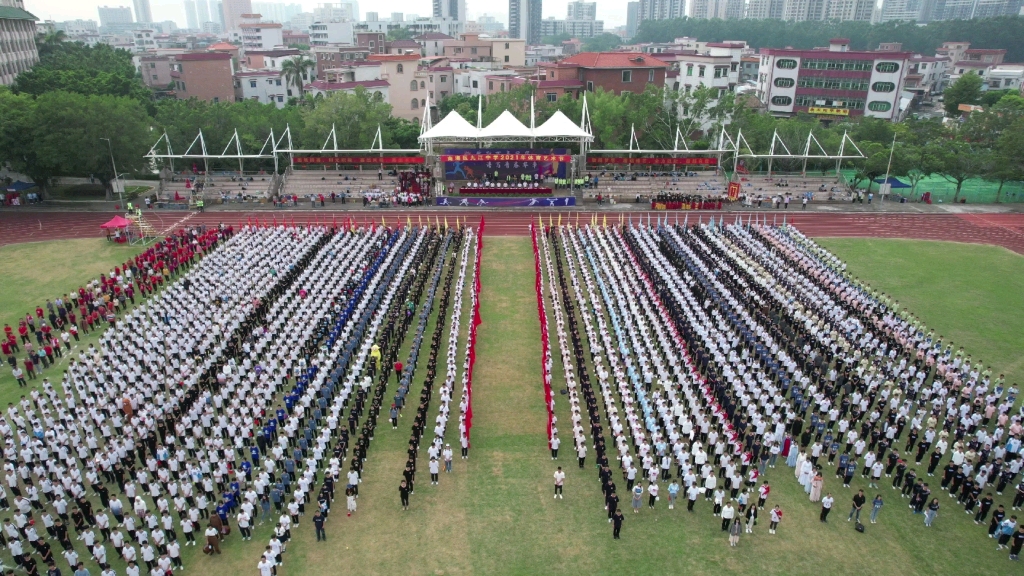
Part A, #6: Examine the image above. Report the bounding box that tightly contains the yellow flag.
[603,215,607,228]
[444,216,449,230]
[558,213,562,227]
[418,215,422,226]
[382,214,386,227]
[575,212,580,227]
[407,216,412,228]
[435,216,439,228]
[548,214,553,228]
[592,213,596,227]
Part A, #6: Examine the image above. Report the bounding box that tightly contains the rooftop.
[305,79,390,90]
[0,6,37,20]
[175,52,233,61]
[368,54,420,61]
[414,32,453,40]
[558,52,669,69]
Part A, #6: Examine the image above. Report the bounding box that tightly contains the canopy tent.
[418,111,480,142]
[478,110,533,139]
[873,176,911,188]
[532,110,593,141]
[100,215,132,229]
[4,181,36,192]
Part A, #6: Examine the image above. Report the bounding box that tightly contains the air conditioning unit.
[815,100,826,105]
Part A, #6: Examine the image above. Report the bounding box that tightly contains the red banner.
[651,200,723,210]
[728,181,741,200]
[440,153,572,163]
[531,221,555,445]
[465,217,484,445]
[586,157,718,166]
[293,156,424,164]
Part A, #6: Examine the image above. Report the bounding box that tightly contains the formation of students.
[533,220,1024,560]
[1,221,480,576]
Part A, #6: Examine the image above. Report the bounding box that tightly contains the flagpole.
[882,133,896,204]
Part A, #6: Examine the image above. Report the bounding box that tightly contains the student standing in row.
[553,467,565,500]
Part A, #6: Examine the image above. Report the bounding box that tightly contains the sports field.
[0,233,1021,575]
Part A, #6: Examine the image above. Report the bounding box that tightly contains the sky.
[25,0,631,30]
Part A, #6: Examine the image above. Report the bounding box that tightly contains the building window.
[149,63,155,68]
[648,70,654,82]
[411,98,419,109]
[472,80,478,88]
[370,41,375,48]
[275,79,281,86]
[152,74,158,80]
[872,81,896,92]
[546,92,557,102]
[875,62,899,73]
[776,59,797,69]
[698,66,705,77]
[420,81,425,88]
[397,63,404,73]
[773,77,794,88]
[505,42,509,49]
[622,90,631,96]
[586,81,594,91]
[277,96,283,102]
[489,81,493,90]
[504,55,509,63]
[622,70,632,82]
[471,47,477,54]
[770,95,792,106]
[686,64,693,76]
[250,81,257,88]
[213,97,219,103]
[411,80,418,90]
[868,101,892,112]
[440,75,447,82]
[421,99,425,107]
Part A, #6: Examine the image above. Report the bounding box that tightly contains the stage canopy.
[100,215,131,229]
[419,109,594,144]
[532,110,592,140]
[873,176,911,188]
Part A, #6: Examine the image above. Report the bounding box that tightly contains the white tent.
[478,110,533,139]
[418,111,479,142]
[532,110,593,141]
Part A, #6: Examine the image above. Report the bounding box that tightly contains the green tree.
[0,91,152,198]
[281,56,316,100]
[12,42,152,107]
[387,28,415,41]
[943,72,983,117]
[299,87,394,150]
[928,139,986,202]
[990,117,1024,202]
[541,34,572,45]
[438,93,478,123]
[583,33,622,52]
[383,117,421,149]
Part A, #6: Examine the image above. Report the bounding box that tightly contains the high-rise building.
[252,3,303,23]
[196,0,211,25]
[781,0,827,20]
[878,0,924,21]
[314,2,358,21]
[433,0,467,20]
[391,11,404,21]
[133,0,153,22]
[97,5,134,26]
[691,0,743,18]
[184,0,199,28]
[0,0,39,86]
[509,0,541,45]
[567,1,597,19]
[637,0,685,23]
[365,11,378,20]
[625,1,640,38]
[745,0,785,18]
[222,0,253,30]
[825,0,874,20]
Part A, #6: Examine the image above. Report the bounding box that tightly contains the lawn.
[0,234,1021,576]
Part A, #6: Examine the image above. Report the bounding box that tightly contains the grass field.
[0,234,1022,575]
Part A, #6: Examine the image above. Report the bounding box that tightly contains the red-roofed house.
[172,52,235,103]
[538,52,669,96]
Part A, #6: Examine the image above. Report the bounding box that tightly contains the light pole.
[100,137,124,208]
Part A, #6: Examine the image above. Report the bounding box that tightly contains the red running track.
[2,210,1024,254]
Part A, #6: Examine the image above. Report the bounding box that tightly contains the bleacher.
[281,169,395,199]
[159,172,274,205]
[584,172,728,201]
[733,174,846,201]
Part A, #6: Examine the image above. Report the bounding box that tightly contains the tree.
[281,56,316,100]
[541,34,572,45]
[583,33,622,52]
[299,88,394,150]
[438,93,478,123]
[943,72,983,117]
[12,42,153,107]
[36,30,67,57]
[0,90,152,198]
[387,28,415,41]
[846,142,890,193]
[928,139,986,202]
[989,117,1024,202]
[383,117,420,149]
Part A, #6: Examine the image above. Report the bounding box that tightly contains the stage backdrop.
[436,196,576,207]
[442,149,570,181]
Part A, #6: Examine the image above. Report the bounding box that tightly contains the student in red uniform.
[24,357,36,380]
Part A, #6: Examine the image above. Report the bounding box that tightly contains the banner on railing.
[293,156,425,165]
[586,157,718,166]
[437,196,576,207]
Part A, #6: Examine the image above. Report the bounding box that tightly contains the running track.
[2,210,1024,254]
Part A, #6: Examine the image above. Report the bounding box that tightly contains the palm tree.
[282,56,316,100]
[36,30,67,56]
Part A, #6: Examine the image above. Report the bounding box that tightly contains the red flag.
[247,216,252,226]
[333,215,337,229]
[272,216,277,227]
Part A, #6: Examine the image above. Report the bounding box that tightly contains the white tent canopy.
[532,110,592,140]
[478,110,533,139]
[419,107,594,144]
[418,111,480,141]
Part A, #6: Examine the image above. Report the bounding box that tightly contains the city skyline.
[24,0,634,29]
